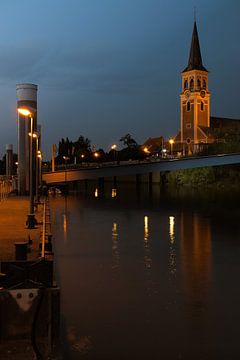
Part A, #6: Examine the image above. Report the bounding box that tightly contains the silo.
[5,144,13,176]
[16,84,38,195]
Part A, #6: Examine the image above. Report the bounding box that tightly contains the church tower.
[180,21,210,152]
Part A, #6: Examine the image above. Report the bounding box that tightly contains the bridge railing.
[43,151,240,175]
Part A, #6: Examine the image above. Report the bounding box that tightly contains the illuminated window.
[201,101,204,111]
[197,79,201,89]
[186,101,191,111]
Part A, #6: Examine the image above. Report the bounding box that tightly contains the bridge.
[42,153,240,185]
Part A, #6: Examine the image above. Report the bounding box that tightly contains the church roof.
[210,116,240,129]
[182,21,208,73]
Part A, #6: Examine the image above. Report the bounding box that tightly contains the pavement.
[0,195,61,360]
[0,195,43,261]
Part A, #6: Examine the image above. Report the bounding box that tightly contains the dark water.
[50,183,240,360]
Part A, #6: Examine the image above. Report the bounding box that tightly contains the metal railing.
[40,196,52,258]
[0,176,16,201]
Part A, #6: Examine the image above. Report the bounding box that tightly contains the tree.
[119,134,138,148]
[56,135,92,164]
[74,136,91,154]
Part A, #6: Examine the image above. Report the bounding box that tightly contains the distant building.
[142,136,164,155]
[174,21,240,155]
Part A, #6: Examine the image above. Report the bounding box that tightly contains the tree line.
[55,133,145,165]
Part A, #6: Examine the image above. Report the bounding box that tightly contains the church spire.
[183,21,208,72]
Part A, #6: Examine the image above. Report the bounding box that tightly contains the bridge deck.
[43,153,240,184]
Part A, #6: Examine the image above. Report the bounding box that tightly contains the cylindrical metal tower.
[16,83,38,195]
[5,144,13,177]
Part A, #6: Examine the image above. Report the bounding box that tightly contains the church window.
[200,101,204,111]
[197,79,201,89]
[203,79,207,89]
[186,123,191,129]
[190,79,194,90]
[184,80,188,89]
[186,101,191,111]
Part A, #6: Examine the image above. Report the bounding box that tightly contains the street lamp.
[37,150,42,195]
[111,144,117,161]
[32,132,41,203]
[63,156,70,187]
[18,107,37,228]
[143,147,150,155]
[29,132,40,204]
[169,139,174,157]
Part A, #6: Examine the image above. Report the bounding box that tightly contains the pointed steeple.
[183,21,208,72]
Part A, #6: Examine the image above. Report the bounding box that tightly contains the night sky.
[0,0,239,159]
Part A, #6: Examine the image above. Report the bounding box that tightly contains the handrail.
[41,196,52,258]
[0,178,14,201]
[41,199,46,258]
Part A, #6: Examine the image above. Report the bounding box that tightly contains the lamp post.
[37,150,42,192]
[32,133,41,203]
[143,147,150,155]
[94,152,100,161]
[111,144,117,161]
[169,139,174,157]
[63,156,70,187]
[18,108,37,228]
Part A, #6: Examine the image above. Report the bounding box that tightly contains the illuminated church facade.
[174,21,240,154]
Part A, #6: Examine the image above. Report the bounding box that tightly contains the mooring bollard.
[14,242,28,261]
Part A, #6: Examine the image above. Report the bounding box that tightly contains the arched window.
[187,101,191,111]
[197,79,201,89]
[190,79,194,90]
[184,80,188,89]
[203,79,207,89]
[201,101,204,111]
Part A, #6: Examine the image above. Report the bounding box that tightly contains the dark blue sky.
[0,0,239,158]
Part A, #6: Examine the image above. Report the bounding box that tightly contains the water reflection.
[169,216,175,243]
[63,196,68,242]
[63,214,67,236]
[111,188,117,198]
[49,184,240,359]
[112,222,119,271]
[180,212,212,303]
[143,215,152,271]
[144,215,149,241]
[169,216,176,277]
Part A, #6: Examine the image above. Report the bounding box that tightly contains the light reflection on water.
[169,216,176,278]
[51,183,240,359]
[112,222,119,271]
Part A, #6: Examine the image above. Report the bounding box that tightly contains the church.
[174,20,240,155]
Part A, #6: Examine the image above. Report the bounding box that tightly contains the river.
[50,182,240,360]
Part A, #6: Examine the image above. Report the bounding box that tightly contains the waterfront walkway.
[0,196,42,261]
[0,196,59,360]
